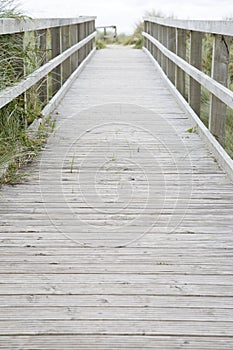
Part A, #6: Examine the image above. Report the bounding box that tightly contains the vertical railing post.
[90,20,95,51]
[176,28,186,97]
[151,22,154,57]
[36,29,48,104]
[84,22,88,58]
[61,25,71,84]
[157,24,162,66]
[167,26,176,84]
[144,21,149,51]
[189,31,202,116]
[161,26,167,73]
[147,21,151,53]
[153,23,159,60]
[85,22,88,57]
[209,34,230,146]
[78,22,85,65]
[70,24,78,73]
[51,26,61,95]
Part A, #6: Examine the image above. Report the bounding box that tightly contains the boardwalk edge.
[143,47,233,183]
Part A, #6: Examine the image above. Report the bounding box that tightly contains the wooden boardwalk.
[1,46,233,349]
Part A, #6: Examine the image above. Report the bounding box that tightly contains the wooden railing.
[96,26,117,40]
[0,17,96,120]
[143,18,233,149]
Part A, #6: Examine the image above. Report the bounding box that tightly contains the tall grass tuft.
[0,0,49,185]
[0,0,24,18]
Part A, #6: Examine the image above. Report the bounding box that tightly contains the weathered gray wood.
[0,319,233,336]
[0,17,96,35]
[144,17,233,36]
[0,33,95,109]
[189,31,202,116]
[0,336,233,350]
[209,35,231,146]
[78,22,85,65]
[41,47,96,116]
[61,25,71,83]
[36,29,48,104]
[167,26,176,84]
[157,24,162,65]
[175,28,186,96]
[1,46,233,348]
[161,25,167,72]
[70,24,78,73]
[51,26,62,94]
[144,21,149,52]
[142,32,233,111]
[143,47,233,181]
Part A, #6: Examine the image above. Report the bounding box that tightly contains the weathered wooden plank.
[0,306,233,321]
[144,17,233,36]
[0,17,96,35]
[1,46,233,348]
[0,336,233,349]
[0,319,232,336]
[0,294,232,308]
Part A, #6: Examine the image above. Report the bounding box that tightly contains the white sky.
[21,0,233,34]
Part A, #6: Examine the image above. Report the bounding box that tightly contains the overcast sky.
[21,0,233,34]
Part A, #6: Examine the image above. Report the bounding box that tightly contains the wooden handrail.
[0,17,96,120]
[143,17,233,148]
[96,25,117,39]
[0,17,96,35]
[143,32,233,110]
[144,17,233,36]
[0,32,96,109]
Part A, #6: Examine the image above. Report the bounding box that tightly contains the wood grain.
[0,45,233,349]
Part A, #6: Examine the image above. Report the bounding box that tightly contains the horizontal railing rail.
[0,16,96,121]
[96,25,117,39]
[143,17,233,152]
[0,32,96,109]
[144,17,233,36]
[0,17,96,35]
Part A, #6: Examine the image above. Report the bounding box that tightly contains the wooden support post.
[151,23,156,58]
[51,26,61,95]
[85,22,89,56]
[167,26,176,84]
[148,22,152,54]
[61,25,71,84]
[157,25,162,66]
[144,21,149,50]
[87,21,92,55]
[90,20,95,51]
[70,24,78,73]
[78,23,85,65]
[161,26,167,73]
[175,28,186,97]
[83,21,87,58]
[189,31,202,116]
[36,29,48,104]
[209,35,231,146]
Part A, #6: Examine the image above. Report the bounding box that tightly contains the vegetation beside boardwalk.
[0,0,53,185]
[0,1,233,187]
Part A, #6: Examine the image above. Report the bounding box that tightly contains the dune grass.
[0,0,51,185]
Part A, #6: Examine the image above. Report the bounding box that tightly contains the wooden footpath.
[0,46,233,349]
